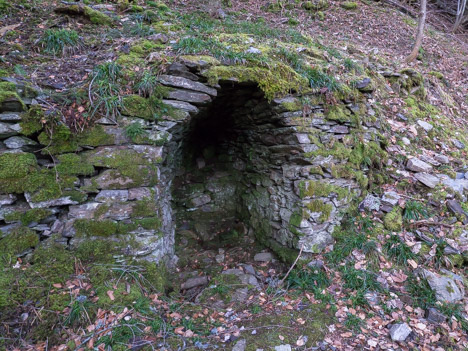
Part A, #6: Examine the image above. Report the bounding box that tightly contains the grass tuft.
[340,263,380,292]
[88,62,123,121]
[134,71,159,97]
[125,122,147,141]
[403,200,430,221]
[286,267,330,293]
[384,234,416,265]
[406,274,436,309]
[41,29,82,56]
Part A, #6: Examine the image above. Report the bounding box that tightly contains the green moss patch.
[0,152,37,180]
[56,153,95,176]
[122,95,154,119]
[205,64,310,100]
[299,180,349,200]
[4,208,52,225]
[0,227,38,258]
[384,207,403,232]
[341,1,358,10]
[38,124,115,155]
[305,200,333,223]
[20,105,44,136]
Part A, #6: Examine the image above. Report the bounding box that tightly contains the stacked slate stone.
[0,79,173,262]
[0,57,385,263]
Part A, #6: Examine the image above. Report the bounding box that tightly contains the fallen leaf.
[106,290,115,301]
[279,335,284,341]
[184,330,194,337]
[53,283,62,288]
[0,24,20,37]
[296,337,305,346]
[416,323,426,330]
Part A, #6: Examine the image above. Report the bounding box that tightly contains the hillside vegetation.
[0,0,467,350]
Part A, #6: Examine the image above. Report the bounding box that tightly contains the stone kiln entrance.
[170,82,280,248]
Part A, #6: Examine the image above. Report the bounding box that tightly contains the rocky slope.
[0,0,467,350]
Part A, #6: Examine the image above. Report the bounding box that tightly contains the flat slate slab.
[158,75,217,96]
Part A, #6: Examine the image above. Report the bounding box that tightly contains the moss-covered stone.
[56,153,95,176]
[341,1,358,10]
[132,198,157,218]
[0,152,38,193]
[205,64,310,100]
[0,151,86,203]
[122,95,154,120]
[39,123,115,155]
[117,52,146,69]
[0,152,37,179]
[325,105,352,122]
[302,0,329,11]
[25,170,79,203]
[0,227,38,258]
[305,200,333,222]
[4,208,52,225]
[78,124,115,147]
[83,5,113,25]
[0,81,26,113]
[384,207,403,232]
[74,219,120,237]
[20,105,44,136]
[299,180,349,200]
[391,68,426,98]
[38,125,79,154]
[130,40,161,55]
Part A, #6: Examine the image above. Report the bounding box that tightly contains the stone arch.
[155,60,365,261]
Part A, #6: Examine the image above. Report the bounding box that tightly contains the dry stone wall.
[0,56,385,263]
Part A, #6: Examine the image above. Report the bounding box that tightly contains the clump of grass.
[326,214,373,264]
[439,303,468,332]
[344,313,363,333]
[0,0,10,14]
[343,58,363,74]
[126,20,155,37]
[41,29,82,56]
[97,319,145,348]
[305,67,341,91]
[430,239,452,268]
[406,274,436,309]
[250,304,262,314]
[403,200,430,221]
[64,295,92,327]
[384,234,416,265]
[273,46,341,92]
[134,71,159,97]
[286,267,330,293]
[125,122,147,142]
[340,264,380,292]
[88,62,123,121]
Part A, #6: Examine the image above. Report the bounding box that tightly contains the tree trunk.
[405,0,427,63]
[453,0,467,32]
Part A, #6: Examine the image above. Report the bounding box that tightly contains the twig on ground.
[279,244,304,287]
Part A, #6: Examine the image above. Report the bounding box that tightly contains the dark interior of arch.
[170,82,298,252]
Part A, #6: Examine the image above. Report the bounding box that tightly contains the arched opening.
[171,82,274,250]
